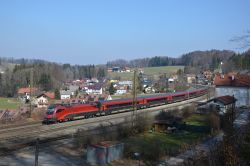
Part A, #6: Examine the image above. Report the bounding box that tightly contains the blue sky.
[0,0,250,65]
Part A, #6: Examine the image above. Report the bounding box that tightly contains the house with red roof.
[17,87,39,102]
[34,92,55,108]
[214,73,250,106]
[197,95,237,114]
[17,87,38,95]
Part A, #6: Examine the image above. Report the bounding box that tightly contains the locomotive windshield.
[47,105,56,115]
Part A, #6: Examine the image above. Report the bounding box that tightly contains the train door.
[56,109,65,121]
[167,96,173,103]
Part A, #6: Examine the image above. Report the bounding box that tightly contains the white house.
[186,74,196,84]
[60,90,71,100]
[118,80,133,86]
[35,95,48,108]
[86,84,103,95]
[116,89,127,95]
[34,92,55,108]
[214,73,250,106]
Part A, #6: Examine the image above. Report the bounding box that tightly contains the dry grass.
[0,97,22,110]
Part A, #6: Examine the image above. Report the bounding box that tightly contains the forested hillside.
[0,58,106,97]
[107,49,237,70]
[107,56,180,68]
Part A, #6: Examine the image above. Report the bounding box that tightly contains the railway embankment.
[0,95,208,157]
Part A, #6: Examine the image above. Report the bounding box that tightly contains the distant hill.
[107,50,236,70]
[180,50,235,70]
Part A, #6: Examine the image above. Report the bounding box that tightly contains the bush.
[182,105,195,119]
[133,113,152,134]
[208,111,220,134]
[117,123,132,140]
[140,137,165,166]
[155,111,175,121]
[74,129,96,148]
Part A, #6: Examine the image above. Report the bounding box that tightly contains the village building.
[153,116,182,133]
[87,141,124,165]
[124,67,131,72]
[77,94,112,103]
[68,85,79,95]
[186,74,196,84]
[238,70,250,75]
[112,67,121,72]
[214,73,250,106]
[107,68,113,72]
[85,84,103,95]
[118,80,133,86]
[60,85,79,100]
[17,87,39,101]
[115,85,128,95]
[198,95,237,114]
[211,95,236,114]
[72,79,84,85]
[35,92,55,108]
[202,70,213,80]
[60,90,72,100]
[144,86,155,93]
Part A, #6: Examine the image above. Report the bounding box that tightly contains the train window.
[56,109,64,113]
[48,105,56,109]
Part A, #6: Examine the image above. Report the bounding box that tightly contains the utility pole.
[240,56,243,70]
[35,138,39,166]
[207,86,211,101]
[29,68,33,118]
[164,73,168,93]
[132,69,137,127]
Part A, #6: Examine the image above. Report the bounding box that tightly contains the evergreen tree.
[39,73,52,91]
[108,82,116,95]
[54,88,60,99]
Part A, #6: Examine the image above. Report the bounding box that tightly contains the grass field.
[143,66,184,75]
[126,131,206,157]
[0,97,21,110]
[185,114,209,126]
[108,66,184,80]
[124,113,210,158]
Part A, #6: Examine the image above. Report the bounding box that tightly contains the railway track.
[0,95,208,156]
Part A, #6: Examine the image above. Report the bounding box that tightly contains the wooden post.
[29,68,33,118]
[35,138,39,166]
[132,70,137,127]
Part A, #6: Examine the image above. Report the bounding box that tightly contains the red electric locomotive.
[43,103,99,123]
[43,88,208,124]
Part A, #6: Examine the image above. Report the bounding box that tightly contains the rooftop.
[17,87,38,94]
[213,95,237,105]
[37,92,55,99]
[214,73,250,87]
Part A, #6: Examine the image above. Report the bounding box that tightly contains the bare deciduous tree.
[230,30,250,49]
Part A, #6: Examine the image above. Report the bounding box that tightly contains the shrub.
[140,137,165,166]
[182,105,195,119]
[208,111,220,134]
[117,123,132,140]
[133,113,152,134]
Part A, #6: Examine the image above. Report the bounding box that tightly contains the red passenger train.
[43,88,207,124]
